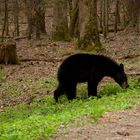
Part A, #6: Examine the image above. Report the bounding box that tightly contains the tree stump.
[0,42,19,65]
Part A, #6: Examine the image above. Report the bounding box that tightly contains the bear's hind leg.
[88,81,98,97]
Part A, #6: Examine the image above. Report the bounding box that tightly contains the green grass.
[0,77,56,99]
[0,80,140,140]
[0,69,5,83]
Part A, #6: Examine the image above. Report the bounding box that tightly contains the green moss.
[52,29,70,41]
[77,37,104,52]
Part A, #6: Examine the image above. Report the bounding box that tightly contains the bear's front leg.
[54,83,65,102]
[87,73,103,98]
[65,83,77,101]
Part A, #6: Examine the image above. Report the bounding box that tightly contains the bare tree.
[99,0,103,32]
[78,0,101,49]
[114,0,119,32]
[52,0,69,41]
[1,0,8,42]
[69,0,79,38]
[102,0,109,38]
[123,0,140,29]
[13,0,19,36]
[24,0,46,39]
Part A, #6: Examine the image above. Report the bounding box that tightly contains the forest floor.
[0,30,140,139]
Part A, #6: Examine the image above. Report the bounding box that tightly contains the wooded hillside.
[0,0,140,48]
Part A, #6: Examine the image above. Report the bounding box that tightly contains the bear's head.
[114,64,129,88]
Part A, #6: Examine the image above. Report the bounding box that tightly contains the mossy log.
[0,42,19,65]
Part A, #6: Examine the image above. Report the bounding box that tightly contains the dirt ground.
[53,106,140,140]
[0,31,140,139]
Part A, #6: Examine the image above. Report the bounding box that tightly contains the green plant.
[0,80,139,140]
[0,69,5,82]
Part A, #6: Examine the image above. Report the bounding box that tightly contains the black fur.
[54,53,128,102]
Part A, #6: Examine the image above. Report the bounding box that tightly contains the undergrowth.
[0,80,140,140]
[0,69,5,83]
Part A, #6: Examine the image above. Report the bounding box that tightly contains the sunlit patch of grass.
[0,80,140,140]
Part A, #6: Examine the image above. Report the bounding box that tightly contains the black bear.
[54,53,129,102]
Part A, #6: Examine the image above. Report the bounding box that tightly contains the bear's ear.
[120,63,124,70]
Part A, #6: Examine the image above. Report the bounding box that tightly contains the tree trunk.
[52,0,69,41]
[39,9,46,33]
[69,0,79,38]
[68,0,72,20]
[103,0,109,38]
[78,0,101,49]
[24,0,46,39]
[0,42,19,65]
[5,0,9,36]
[99,0,103,32]
[34,0,46,39]
[123,0,140,28]
[24,0,34,39]
[136,12,140,32]
[1,0,8,42]
[13,0,19,36]
[114,0,119,33]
